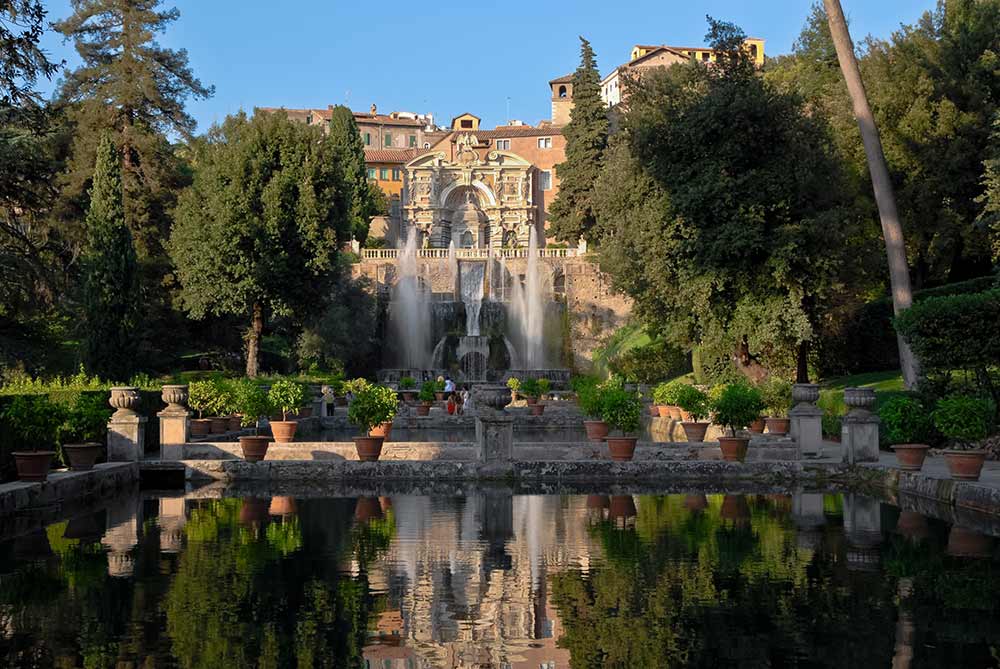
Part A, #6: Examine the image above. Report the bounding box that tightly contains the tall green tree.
[327,105,377,243]
[548,36,608,245]
[981,115,1000,261]
[168,111,349,377]
[0,0,61,108]
[82,133,139,380]
[53,0,213,258]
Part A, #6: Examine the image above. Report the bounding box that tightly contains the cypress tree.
[548,36,609,245]
[328,105,377,243]
[82,134,139,380]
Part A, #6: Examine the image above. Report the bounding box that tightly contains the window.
[384,132,392,147]
[539,170,552,190]
[460,119,473,128]
[364,132,371,146]
[702,52,710,62]
[423,142,430,149]
[537,137,552,149]
[750,44,758,59]
[496,139,510,150]
[408,134,417,147]
[392,168,400,181]
[379,167,389,180]
[367,168,376,179]
[558,85,567,98]
[306,114,312,125]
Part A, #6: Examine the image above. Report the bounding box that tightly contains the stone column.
[107,386,146,462]
[790,383,824,458]
[158,385,189,460]
[473,384,513,463]
[841,387,880,464]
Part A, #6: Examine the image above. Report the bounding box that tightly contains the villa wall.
[353,254,631,372]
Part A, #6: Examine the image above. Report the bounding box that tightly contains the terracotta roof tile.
[353,112,425,127]
[549,73,574,84]
[364,148,422,163]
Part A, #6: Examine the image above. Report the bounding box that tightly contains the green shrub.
[187,380,215,418]
[0,396,65,451]
[675,385,709,421]
[418,381,436,403]
[932,395,993,447]
[537,378,551,396]
[342,378,371,395]
[348,384,398,433]
[399,376,416,390]
[760,377,793,418]
[268,379,308,420]
[520,378,540,399]
[576,379,603,419]
[600,388,642,434]
[652,380,686,406]
[211,378,238,415]
[607,339,690,384]
[232,379,271,429]
[569,375,597,393]
[59,394,113,444]
[878,396,931,445]
[711,383,765,436]
[506,377,521,393]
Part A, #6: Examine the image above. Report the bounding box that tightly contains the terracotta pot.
[668,405,682,421]
[239,436,272,462]
[401,391,417,403]
[891,444,929,471]
[947,526,993,558]
[607,436,638,462]
[239,498,269,526]
[369,421,393,440]
[529,403,545,416]
[210,417,229,434]
[63,443,102,471]
[586,495,610,509]
[584,420,609,442]
[896,510,929,542]
[649,404,660,417]
[228,415,243,432]
[944,450,986,481]
[354,496,383,522]
[748,418,765,434]
[13,451,54,482]
[765,417,790,435]
[190,418,212,436]
[525,396,538,406]
[354,436,385,462]
[680,409,694,422]
[718,436,750,462]
[608,495,637,520]
[657,405,671,418]
[684,494,708,512]
[271,420,298,443]
[434,392,446,401]
[299,406,313,418]
[681,421,709,443]
[269,496,297,517]
[416,402,431,417]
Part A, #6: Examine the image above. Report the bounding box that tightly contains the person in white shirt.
[444,377,456,393]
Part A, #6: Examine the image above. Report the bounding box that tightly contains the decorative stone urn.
[109,386,141,419]
[792,383,820,407]
[473,384,510,415]
[161,385,188,412]
[844,387,877,414]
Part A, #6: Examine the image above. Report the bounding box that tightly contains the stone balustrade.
[359,247,580,260]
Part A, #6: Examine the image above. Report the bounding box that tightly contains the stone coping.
[0,462,139,518]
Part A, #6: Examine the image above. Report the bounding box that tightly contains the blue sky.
[36,0,935,133]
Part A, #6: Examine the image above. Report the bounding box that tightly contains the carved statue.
[456,133,480,165]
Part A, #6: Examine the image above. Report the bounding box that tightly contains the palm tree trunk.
[824,0,920,389]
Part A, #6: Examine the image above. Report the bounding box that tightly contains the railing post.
[107,387,145,462]
[158,385,189,461]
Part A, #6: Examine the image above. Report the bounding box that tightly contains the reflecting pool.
[1,489,999,668]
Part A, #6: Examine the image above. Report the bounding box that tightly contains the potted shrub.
[577,380,608,442]
[367,386,398,441]
[3,396,62,481]
[507,376,521,402]
[348,384,399,461]
[233,379,273,462]
[711,383,765,462]
[416,381,436,416]
[398,376,417,402]
[521,378,543,414]
[434,376,446,402]
[208,378,241,432]
[761,377,792,435]
[933,395,993,481]
[187,380,215,437]
[676,385,710,443]
[879,395,931,471]
[59,394,112,471]
[652,381,672,419]
[537,378,551,400]
[268,379,308,443]
[601,387,642,461]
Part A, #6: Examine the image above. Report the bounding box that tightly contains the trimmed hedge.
[894,288,1000,371]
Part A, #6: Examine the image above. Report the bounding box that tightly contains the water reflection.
[0,490,998,667]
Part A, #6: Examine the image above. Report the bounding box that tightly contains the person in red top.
[446,394,456,415]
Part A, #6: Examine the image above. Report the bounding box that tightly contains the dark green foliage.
[231,378,270,428]
[347,384,397,433]
[0,1,60,107]
[674,384,709,421]
[519,377,541,399]
[295,269,379,378]
[267,378,308,420]
[548,36,608,244]
[759,377,793,418]
[599,387,642,434]
[980,115,1000,260]
[878,395,930,445]
[58,393,112,443]
[0,394,63,450]
[327,105,378,243]
[418,381,436,402]
[608,339,690,385]
[169,111,349,377]
[398,376,415,390]
[932,395,993,445]
[711,383,766,436]
[82,134,139,381]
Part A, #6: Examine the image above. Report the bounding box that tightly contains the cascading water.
[391,233,429,368]
[460,262,485,336]
[510,228,545,368]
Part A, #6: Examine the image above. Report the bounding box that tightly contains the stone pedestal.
[158,385,189,461]
[107,387,145,462]
[790,383,823,458]
[473,384,513,463]
[842,387,880,464]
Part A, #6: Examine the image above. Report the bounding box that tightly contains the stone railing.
[360,247,579,260]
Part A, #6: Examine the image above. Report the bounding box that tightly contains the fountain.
[391,233,430,369]
[510,227,545,368]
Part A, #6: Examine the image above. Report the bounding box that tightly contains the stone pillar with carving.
[158,385,189,460]
[842,387,880,464]
[107,386,146,462]
[473,384,514,464]
[790,383,824,458]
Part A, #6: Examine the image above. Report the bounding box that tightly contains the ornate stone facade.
[403,133,537,249]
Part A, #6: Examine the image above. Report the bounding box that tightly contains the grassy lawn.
[819,370,905,393]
